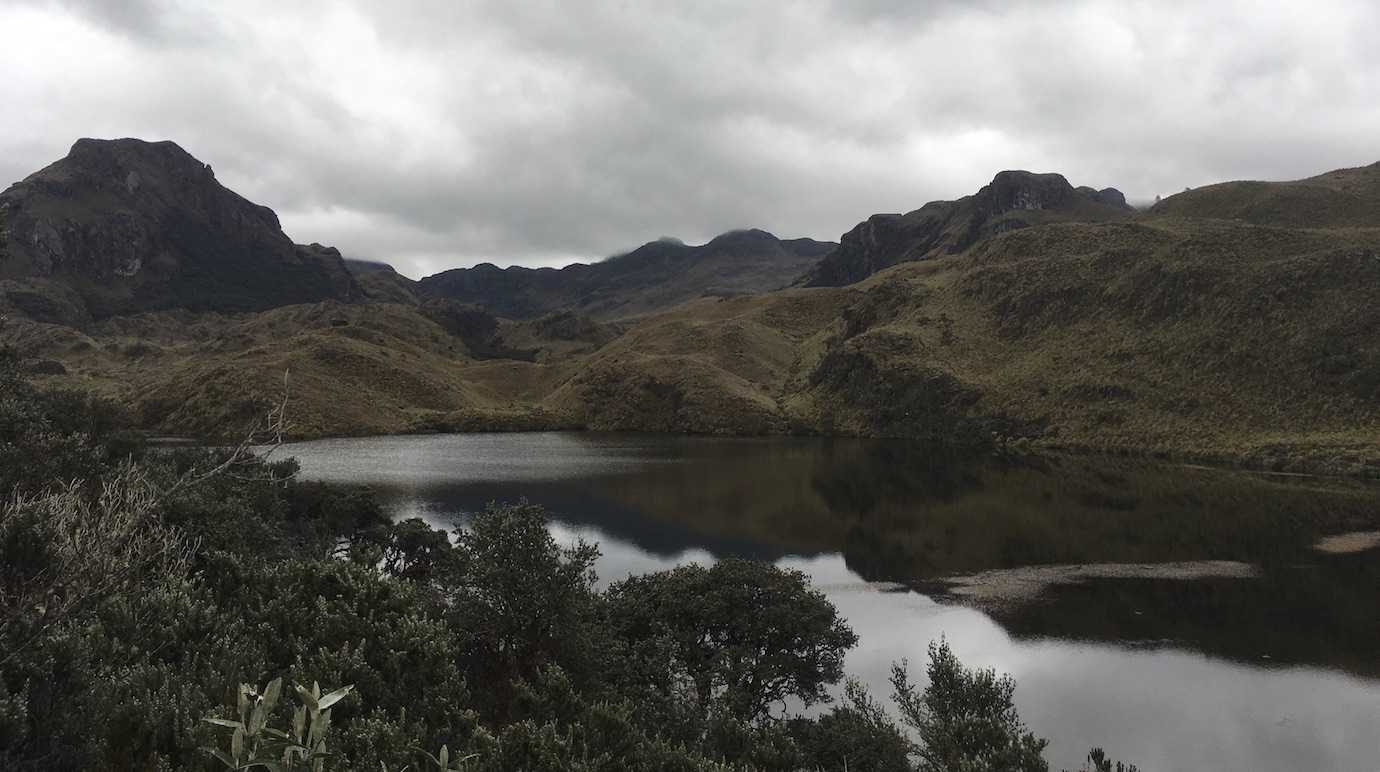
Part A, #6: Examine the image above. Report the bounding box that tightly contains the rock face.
[418,228,836,319]
[0,138,358,319]
[801,171,1133,287]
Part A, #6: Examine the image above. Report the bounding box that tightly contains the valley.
[2,139,1377,475]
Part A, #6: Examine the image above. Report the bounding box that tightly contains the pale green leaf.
[316,685,353,712]
[263,677,283,711]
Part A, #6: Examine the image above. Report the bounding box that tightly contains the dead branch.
[159,368,294,499]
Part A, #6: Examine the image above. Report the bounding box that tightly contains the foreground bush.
[0,349,1135,771]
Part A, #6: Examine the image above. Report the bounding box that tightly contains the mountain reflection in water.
[282,432,1380,772]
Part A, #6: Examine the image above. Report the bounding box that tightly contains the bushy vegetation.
[0,349,1135,770]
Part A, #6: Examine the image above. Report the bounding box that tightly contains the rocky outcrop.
[800,171,1133,287]
[0,138,359,319]
[418,228,836,320]
[1077,186,1132,209]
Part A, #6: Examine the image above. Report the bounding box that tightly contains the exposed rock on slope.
[801,171,1133,287]
[0,138,359,320]
[418,229,835,319]
[1149,161,1380,228]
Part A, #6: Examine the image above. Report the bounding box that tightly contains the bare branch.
[0,463,197,666]
[160,369,294,499]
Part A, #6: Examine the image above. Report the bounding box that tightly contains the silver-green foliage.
[201,678,353,772]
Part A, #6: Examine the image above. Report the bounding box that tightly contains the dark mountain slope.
[1149,161,1380,227]
[418,229,835,320]
[801,171,1133,287]
[0,138,358,321]
[345,258,420,304]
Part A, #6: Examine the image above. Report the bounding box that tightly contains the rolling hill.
[1149,161,1380,227]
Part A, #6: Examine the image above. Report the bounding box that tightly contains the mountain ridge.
[418,228,835,320]
[800,170,1134,287]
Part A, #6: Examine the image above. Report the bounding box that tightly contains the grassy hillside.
[783,217,1380,471]
[0,302,581,439]
[1150,161,1380,227]
[7,216,1378,473]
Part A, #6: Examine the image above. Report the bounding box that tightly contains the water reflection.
[282,432,1380,772]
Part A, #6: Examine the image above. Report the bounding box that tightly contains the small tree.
[790,677,912,772]
[890,639,1049,772]
[605,558,858,723]
[450,501,600,706]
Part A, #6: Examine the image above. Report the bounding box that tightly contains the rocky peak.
[981,171,1080,214]
[0,138,358,319]
[800,169,1134,287]
[1077,185,1131,209]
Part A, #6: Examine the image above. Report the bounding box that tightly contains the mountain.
[0,138,359,323]
[417,229,836,319]
[800,170,1133,287]
[4,143,1378,474]
[1149,161,1380,227]
[345,258,420,304]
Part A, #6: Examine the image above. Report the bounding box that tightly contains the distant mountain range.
[0,138,836,323]
[416,230,835,319]
[2,137,1377,473]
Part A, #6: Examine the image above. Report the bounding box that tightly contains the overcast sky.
[2,0,1378,277]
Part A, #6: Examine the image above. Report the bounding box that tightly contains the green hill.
[1149,161,1380,227]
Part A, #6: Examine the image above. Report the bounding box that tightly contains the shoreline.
[168,422,1380,481]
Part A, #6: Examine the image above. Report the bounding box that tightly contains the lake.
[279,432,1380,772]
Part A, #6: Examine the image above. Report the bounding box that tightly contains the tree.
[451,501,601,705]
[605,559,857,723]
[890,639,1048,772]
[350,517,457,584]
[790,678,912,772]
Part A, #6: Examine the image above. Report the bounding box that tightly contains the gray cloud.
[2,0,1378,278]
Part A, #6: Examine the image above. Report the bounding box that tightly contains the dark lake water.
[279,432,1380,772]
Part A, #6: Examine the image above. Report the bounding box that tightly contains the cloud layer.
[3,0,1377,277]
